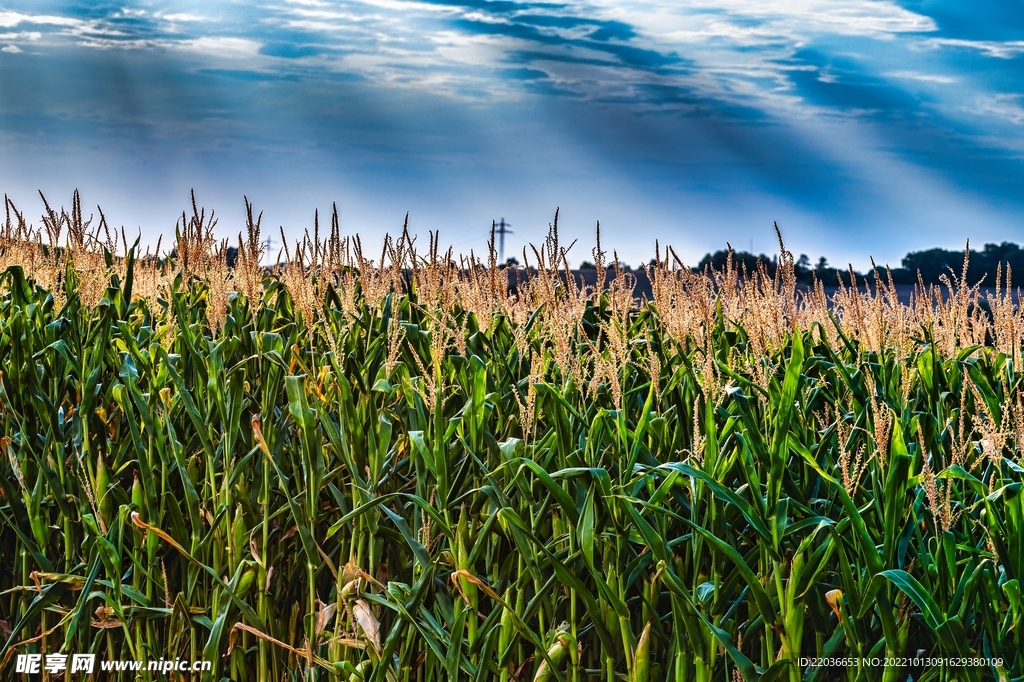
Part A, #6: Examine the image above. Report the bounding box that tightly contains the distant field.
[1,199,1022,681]
[562,269,1012,306]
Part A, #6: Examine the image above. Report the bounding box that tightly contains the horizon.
[0,188,1012,273]
[1,1,1023,269]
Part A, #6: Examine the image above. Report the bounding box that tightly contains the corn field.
[1,193,1023,681]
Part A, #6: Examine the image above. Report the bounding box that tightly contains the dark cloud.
[899,0,1024,42]
[452,17,686,74]
[788,49,928,115]
[514,14,637,41]
[259,42,323,59]
[200,68,301,82]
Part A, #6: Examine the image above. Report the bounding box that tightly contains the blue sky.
[0,0,1023,268]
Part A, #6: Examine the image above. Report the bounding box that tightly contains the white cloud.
[174,36,263,59]
[733,0,936,34]
[971,94,1024,124]
[0,10,81,29]
[923,38,1024,59]
[160,13,208,23]
[349,0,456,13]
[74,38,151,50]
[817,69,838,83]
[281,8,377,24]
[885,70,956,84]
[0,31,41,41]
[589,0,936,44]
[2,44,22,53]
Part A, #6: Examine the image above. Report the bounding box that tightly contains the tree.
[697,249,775,278]
[795,254,811,282]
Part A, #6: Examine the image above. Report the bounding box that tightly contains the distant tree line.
[217,239,1022,288]
[693,241,1024,287]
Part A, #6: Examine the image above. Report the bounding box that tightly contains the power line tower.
[262,235,276,264]
[494,217,512,263]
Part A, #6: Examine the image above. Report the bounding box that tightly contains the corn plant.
[0,195,1021,681]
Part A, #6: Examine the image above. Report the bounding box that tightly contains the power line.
[493,217,512,263]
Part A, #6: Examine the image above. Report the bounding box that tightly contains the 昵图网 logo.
[15,653,95,675]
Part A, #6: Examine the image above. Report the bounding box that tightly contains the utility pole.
[494,217,512,263]
[263,235,275,264]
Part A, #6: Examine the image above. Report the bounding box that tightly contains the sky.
[1,1,1023,269]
